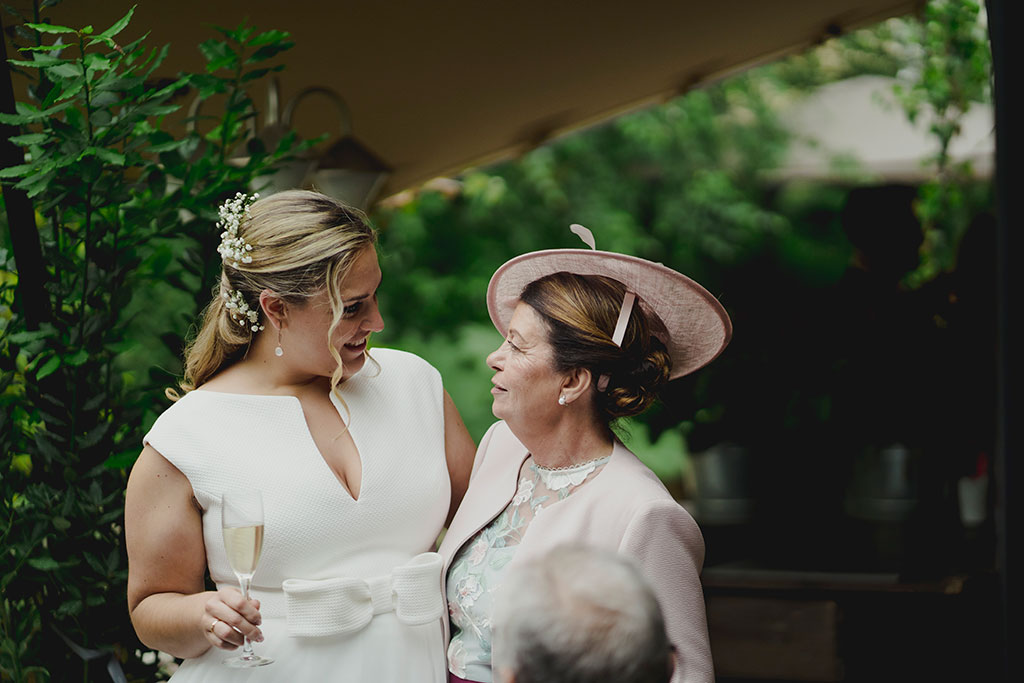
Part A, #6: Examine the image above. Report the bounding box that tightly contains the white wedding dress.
[144,349,450,682]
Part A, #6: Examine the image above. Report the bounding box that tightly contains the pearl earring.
[558,395,567,406]
[275,328,284,357]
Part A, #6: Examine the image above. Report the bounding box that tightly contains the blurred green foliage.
[373,0,993,474]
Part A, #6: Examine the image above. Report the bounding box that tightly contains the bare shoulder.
[126,445,198,516]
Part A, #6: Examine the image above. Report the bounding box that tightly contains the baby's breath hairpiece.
[216,192,259,268]
[222,289,265,332]
[216,192,264,332]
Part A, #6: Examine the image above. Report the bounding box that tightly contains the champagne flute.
[221,489,273,667]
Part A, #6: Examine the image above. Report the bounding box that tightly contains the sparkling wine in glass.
[221,489,273,667]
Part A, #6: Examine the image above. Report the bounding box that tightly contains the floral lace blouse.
[445,453,611,682]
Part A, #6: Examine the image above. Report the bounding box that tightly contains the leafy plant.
[893,0,992,284]
[0,5,305,679]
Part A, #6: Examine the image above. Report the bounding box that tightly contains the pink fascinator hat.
[486,224,732,380]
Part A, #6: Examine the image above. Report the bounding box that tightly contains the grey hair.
[492,544,673,683]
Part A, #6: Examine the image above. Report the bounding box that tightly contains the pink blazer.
[438,420,714,683]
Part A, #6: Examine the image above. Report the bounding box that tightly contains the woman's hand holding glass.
[202,585,264,653]
[217,489,273,667]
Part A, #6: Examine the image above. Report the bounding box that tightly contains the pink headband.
[571,225,637,392]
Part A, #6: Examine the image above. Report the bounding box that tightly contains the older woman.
[439,226,731,683]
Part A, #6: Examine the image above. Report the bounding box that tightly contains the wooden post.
[985,1,1017,681]
[0,13,50,329]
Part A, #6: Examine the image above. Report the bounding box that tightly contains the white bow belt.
[281,552,444,637]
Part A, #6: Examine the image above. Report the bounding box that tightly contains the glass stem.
[237,574,255,658]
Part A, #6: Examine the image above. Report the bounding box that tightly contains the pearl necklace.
[531,454,612,491]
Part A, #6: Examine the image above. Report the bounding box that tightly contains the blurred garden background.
[0,0,1002,680]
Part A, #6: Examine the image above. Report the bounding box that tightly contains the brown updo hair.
[519,272,672,423]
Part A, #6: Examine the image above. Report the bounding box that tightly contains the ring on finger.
[208,618,220,633]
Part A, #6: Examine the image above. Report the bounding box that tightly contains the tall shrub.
[0,6,303,679]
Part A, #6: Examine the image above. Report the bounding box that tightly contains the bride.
[125,190,475,681]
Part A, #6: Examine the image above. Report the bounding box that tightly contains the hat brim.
[486,249,732,379]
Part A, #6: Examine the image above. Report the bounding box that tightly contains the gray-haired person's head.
[492,545,674,683]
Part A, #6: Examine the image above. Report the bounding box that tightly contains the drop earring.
[275,327,284,357]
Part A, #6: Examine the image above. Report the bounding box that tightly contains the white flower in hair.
[222,289,265,332]
[216,192,259,268]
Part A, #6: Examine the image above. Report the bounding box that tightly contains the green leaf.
[90,90,120,108]
[52,517,71,531]
[229,23,255,44]
[8,133,48,146]
[84,54,112,72]
[91,147,126,166]
[0,164,34,178]
[37,410,67,427]
[240,65,283,83]
[10,453,32,475]
[8,56,67,68]
[0,112,37,125]
[247,29,291,47]
[96,5,136,40]
[19,44,67,52]
[198,39,239,73]
[46,62,81,79]
[198,38,226,62]
[6,329,54,344]
[40,100,75,117]
[93,75,144,92]
[36,355,61,380]
[246,41,295,64]
[79,421,112,449]
[82,392,108,411]
[64,349,90,366]
[25,22,77,34]
[54,78,85,102]
[86,35,116,50]
[148,74,190,99]
[148,138,186,153]
[90,109,113,127]
[18,170,57,198]
[27,557,60,571]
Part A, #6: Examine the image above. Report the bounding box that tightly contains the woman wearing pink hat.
[439,226,732,683]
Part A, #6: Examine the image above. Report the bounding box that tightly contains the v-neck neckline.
[190,388,366,502]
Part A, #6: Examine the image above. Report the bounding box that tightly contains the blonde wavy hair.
[173,190,377,399]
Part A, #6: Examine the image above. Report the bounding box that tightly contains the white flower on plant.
[512,477,534,506]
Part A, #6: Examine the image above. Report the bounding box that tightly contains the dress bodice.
[143,348,451,681]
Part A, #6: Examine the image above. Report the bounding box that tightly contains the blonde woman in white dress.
[125,190,475,681]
